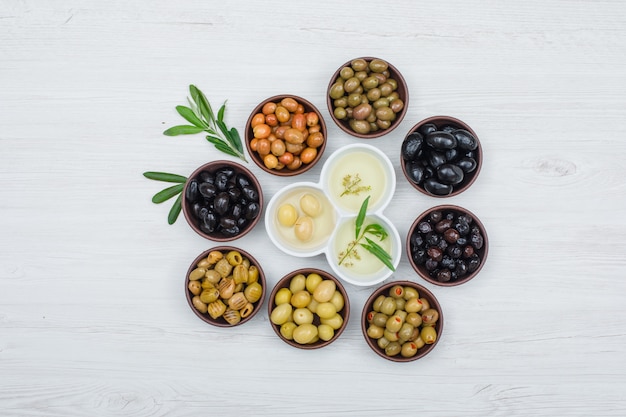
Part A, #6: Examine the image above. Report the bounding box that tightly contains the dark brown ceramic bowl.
[268,268,350,349]
[407,205,488,287]
[182,160,263,242]
[244,95,327,177]
[361,280,444,362]
[185,246,266,327]
[401,116,482,197]
[327,57,408,139]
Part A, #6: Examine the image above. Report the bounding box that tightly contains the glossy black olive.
[198,182,217,199]
[202,212,217,233]
[231,204,243,220]
[441,125,456,133]
[437,164,465,185]
[221,225,240,237]
[401,132,423,161]
[219,215,236,230]
[426,131,457,150]
[237,217,248,228]
[186,179,199,201]
[215,171,231,191]
[242,186,259,202]
[406,160,425,185]
[245,202,261,220]
[236,174,250,189]
[457,157,477,173]
[227,186,241,202]
[424,178,453,196]
[418,123,437,136]
[412,249,427,264]
[453,129,478,151]
[445,148,459,161]
[455,261,468,276]
[199,171,215,184]
[214,192,230,216]
[427,150,447,168]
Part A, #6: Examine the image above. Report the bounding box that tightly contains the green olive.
[293,307,314,325]
[406,311,423,327]
[329,291,345,312]
[188,280,202,296]
[347,93,362,108]
[375,106,395,121]
[354,85,364,94]
[318,324,335,341]
[367,324,384,339]
[305,273,323,293]
[372,294,385,312]
[293,323,318,344]
[351,59,368,72]
[377,336,390,349]
[366,88,381,101]
[380,296,396,315]
[379,82,393,96]
[280,322,297,340]
[398,322,415,341]
[320,313,343,330]
[372,72,387,84]
[373,98,389,109]
[362,76,379,90]
[343,77,360,93]
[316,302,337,319]
[312,279,336,303]
[354,70,368,81]
[386,314,404,333]
[334,107,347,120]
[390,98,404,113]
[403,286,419,300]
[422,308,440,325]
[349,119,371,134]
[352,103,372,121]
[369,58,388,73]
[366,113,377,123]
[372,312,388,328]
[420,298,431,312]
[369,122,379,132]
[401,341,418,358]
[389,285,404,298]
[394,297,406,311]
[189,267,206,281]
[270,303,293,325]
[376,119,391,130]
[329,83,345,100]
[420,326,437,344]
[334,97,348,108]
[290,290,311,308]
[200,288,219,304]
[192,296,208,314]
[339,66,354,80]
[385,341,401,356]
[404,297,423,313]
[386,78,398,90]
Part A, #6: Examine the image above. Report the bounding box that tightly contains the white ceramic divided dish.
[265,144,401,287]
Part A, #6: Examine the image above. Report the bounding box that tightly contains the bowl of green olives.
[245,95,327,176]
[268,269,350,349]
[327,57,408,139]
[185,246,266,327]
[362,281,443,362]
[401,116,482,197]
[182,160,263,241]
[407,205,488,286]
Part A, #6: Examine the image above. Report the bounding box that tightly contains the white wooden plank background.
[1,0,626,415]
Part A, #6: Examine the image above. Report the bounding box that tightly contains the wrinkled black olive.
[245,202,260,220]
[419,123,437,136]
[435,219,453,233]
[453,129,478,151]
[458,214,473,224]
[437,164,465,185]
[406,160,425,185]
[425,258,438,271]
[457,237,468,246]
[471,232,484,249]
[427,150,447,168]
[447,245,462,259]
[437,239,448,251]
[410,233,424,249]
[429,211,443,223]
[198,182,217,199]
[219,215,237,230]
[455,261,468,276]
[441,256,455,270]
[468,254,481,272]
[426,232,441,246]
[418,221,432,234]
[236,174,251,189]
[436,269,451,282]
[402,132,423,161]
[455,221,471,236]
[424,178,453,196]
[426,131,457,150]
[412,249,427,264]
[214,192,230,216]
[242,186,259,202]
[457,157,477,173]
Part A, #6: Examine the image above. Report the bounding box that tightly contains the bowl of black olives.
[362,281,443,362]
[327,57,408,139]
[185,246,266,327]
[182,161,263,241]
[401,116,482,197]
[407,205,488,286]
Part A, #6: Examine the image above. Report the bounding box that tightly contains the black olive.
[412,249,427,265]
[426,131,457,150]
[221,225,240,237]
[185,179,199,202]
[437,164,465,185]
[455,261,468,276]
[445,212,455,221]
[471,232,484,249]
[427,150,447,168]
[231,204,243,220]
[237,217,248,228]
[217,167,235,178]
[458,214,473,225]
[468,254,481,272]
[441,256,455,270]
[197,207,209,220]
[417,221,432,234]
[410,233,424,249]
[447,245,462,259]
[418,123,437,136]
[198,182,217,199]
[445,148,459,161]
[199,171,215,184]
[202,212,217,233]
[455,221,471,236]
[214,192,230,216]
[457,237,468,246]
[423,165,435,179]
[435,219,453,233]
[192,203,203,218]
[453,129,478,151]
[429,210,443,223]
[236,174,251,189]
[406,160,425,185]
[436,269,451,282]
[424,178,453,196]
[219,215,236,230]
[437,239,448,251]
[463,245,475,258]
[227,186,241,202]
[444,228,460,243]
[426,232,440,246]
[242,186,259,202]
[425,258,438,271]
[456,157,477,173]
[215,171,230,191]
[245,202,260,220]
[441,125,455,133]
[401,132,423,161]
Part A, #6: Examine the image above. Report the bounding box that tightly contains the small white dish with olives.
[265,143,401,286]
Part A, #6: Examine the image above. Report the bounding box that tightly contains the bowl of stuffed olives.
[327,57,408,139]
[182,160,263,241]
[245,95,327,176]
[362,281,443,362]
[185,246,266,327]
[407,205,488,286]
[268,268,350,349]
[401,116,482,197]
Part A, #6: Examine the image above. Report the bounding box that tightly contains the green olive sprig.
[163,85,248,163]
[337,196,395,271]
[143,171,188,225]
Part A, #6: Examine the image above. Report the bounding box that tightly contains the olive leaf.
[164,85,247,162]
[338,196,395,271]
[143,171,187,224]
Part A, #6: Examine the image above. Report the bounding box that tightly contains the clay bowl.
[406,205,488,287]
[244,95,327,176]
[268,268,350,349]
[401,115,482,197]
[362,280,444,362]
[182,160,263,241]
[185,246,266,327]
[327,57,408,139]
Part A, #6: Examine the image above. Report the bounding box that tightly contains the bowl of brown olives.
[362,281,443,362]
[401,116,482,197]
[245,95,327,176]
[268,268,350,349]
[182,160,263,241]
[185,246,266,327]
[327,57,408,139]
[407,205,488,286]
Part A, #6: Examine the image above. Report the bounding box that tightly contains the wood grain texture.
[2,0,626,415]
